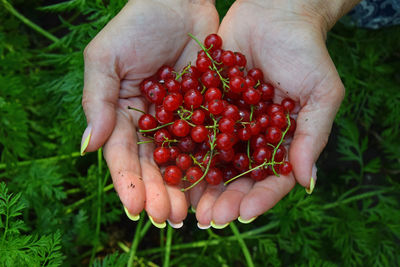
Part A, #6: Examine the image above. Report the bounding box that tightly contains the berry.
[218,147,235,162]
[238,125,252,141]
[229,76,247,93]
[208,99,224,115]
[191,125,208,143]
[222,104,240,121]
[153,147,170,164]
[281,98,295,113]
[177,136,196,152]
[157,65,175,80]
[191,109,206,125]
[219,117,236,133]
[156,106,174,124]
[176,153,193,170]
[247,68,264,82]
[138,114,157,131]
[242,87,261,105]
[279,161,292,175]
[265,126,283,144]
[169,146,180,161]
[163,93,183,111]
[233,153,249,171]
[196,56,212,72]
[204,87,222,102]
[172,119,190,137]
[251,167,268,181]
[145,83,166,104]
[184,89,203,109]
[164,165,182,185]
[204,34,222,51]
[234,52,247,67]
[256,114,270,129]
[216,133,235,150]
[165,78,181,93]
[221,50,235,66]
[201,70,220,88]
[252,147,272,164]
[181,76,199,93]
[270,111,287,129]
[154,129,172,146]
[205,167,223,185]
[259,83,274,101]
[186,166,204,183]
[182,66,201,80]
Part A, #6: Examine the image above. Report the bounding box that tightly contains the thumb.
[289,65,345,194]
[80,47,120,155]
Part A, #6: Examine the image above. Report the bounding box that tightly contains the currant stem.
[175,63,192,81]
[270,113,291,175]
[137,140,154,145]
[139,122,174,133]
[128,106,146,114]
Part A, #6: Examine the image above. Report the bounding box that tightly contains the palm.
[194,1,344,226]
[83,0,219,226]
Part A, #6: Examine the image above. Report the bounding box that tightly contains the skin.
[194,0,359,226]
[81,0,219,225]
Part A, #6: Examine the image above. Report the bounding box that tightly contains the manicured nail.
[167,220,183,229]
[148,215,166,229]
[123,206,140,221]
[306,164,317,194]
[197,222,210,230]
[80,124,92,156]
[190,206,196,213]
[210,220,229,229]
[238,216,257,224]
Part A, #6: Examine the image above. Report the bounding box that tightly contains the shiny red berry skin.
[191,125,208,143]
[245,76,256,88]
[163,93,183,111]
[221,50,235,66]
[279,161,292,175]
[140,78,156,94]
[229,76,247,93]
[270,111,288,130]
[259,83,274,101]
[234,52,247,67]
[238,125,252,141]
[208,99,224,115]
[196,56,212,72]
[186,166,204,183]
[265,126,283,144]
[218,147,235,162]
[227,66,244,78]
[177,136,196,152]
[154,129,172,146]
[204,87,222,102]
[222,167,238,182]
[164,165,182,185]
[253,101,268,117]
[138,114,157,131]
[176,153,193,170]
[287,117,296,135]
[201,70,220,88]
[274,145,286,162]
[169,146,180,161]
[247,68,264,82]
[249,120,262,136]
[281,98,295,113]
[256,114,270,129]
[145,83,166,104]
[267,104,284,116]
[153,147,170,164]
[251,134,268,150]
[222,104,240,121]
[156,106,174,124]
[204,34,222,51]
[250,167,268,181]
[184,89,203,109]
[211,49,223,62]
[238,109,250,122]
[233,153,249,171]
[157,65,175,80]
[172,119,190,137]
[205,167,223,185]
[219,117,236,133]
[191,109,206,125]
[252,147,272,164]
[182,66,201,80]
[164,78,181,93]
[181,76,199,93]
[216,133,235,150]
[242,88,261,105]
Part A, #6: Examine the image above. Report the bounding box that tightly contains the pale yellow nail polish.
[124,206,140,221]
[238,216,257,224]
[167,220,183,229]
[306,177,316,194]
[80,125,92,156]
[197,222,210,230]
[210,220,229,229]
[149,215,166,229]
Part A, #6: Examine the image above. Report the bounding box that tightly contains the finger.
[211,178,254,225]
[195,183,225,228]
[289,67,344,192]
[239,174,296,220]
[189,180,208,210]
[81,44,119,154]
[165,183,188,228]
[103,102,145,220]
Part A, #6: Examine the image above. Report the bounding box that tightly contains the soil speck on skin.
[305,118,309,121]
[277,82,281,85]
[139,177,143,181]
[128,182,135,189]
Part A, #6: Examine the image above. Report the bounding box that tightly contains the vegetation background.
[1,0,399,266]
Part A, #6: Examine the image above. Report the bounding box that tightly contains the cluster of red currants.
[135,33,296,191]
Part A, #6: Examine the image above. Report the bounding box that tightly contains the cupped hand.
[193,0,345,227]
[80,0,219,227]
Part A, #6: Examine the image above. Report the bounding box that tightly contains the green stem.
[128,106,146,114]
[270,114,291,175]
[230,223,255,267]
[0,152,80,171]
[175,64,192,80]
[163,225,173,267]
[1,0,59,43]
[127,214,145,267]
[139,122,174,133]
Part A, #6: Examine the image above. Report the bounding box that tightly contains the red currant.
[164,165,182,185]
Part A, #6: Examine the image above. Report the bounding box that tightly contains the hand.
[193,0,346,227]
[80,0,219,227]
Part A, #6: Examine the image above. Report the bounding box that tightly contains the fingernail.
[148,215,166,229]
[80,124,92,156]
[210,220,229,229]
[123,206,140,221]
[197,222,210,230]
[190,206,196,213]
[306,164,317,194]
[238,216,257,224]
[167,220,183,229]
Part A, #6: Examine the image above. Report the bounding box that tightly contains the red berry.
[196,56,212,72]
[249,120,261,136]
[259,83,274,101]
[250,167,268,181]
[191,125,208,143]
[191,109,206,125]
[165,78,181,93]
[221,50,235,66]
[233,153,249,171]
[164,165,182,185]
[154,129,172,146]
[211,49,223,62]
[222,104,241,121]
[181,76,199,93]
[238,125,252,141]
[205,167,223,185]
[229,76,247,93]
[208,99,224,115]
[267,104,284,116]
[252,147,272,164]
[281,98,295,113]
[227,66,244,78]
[172,119,190,137]
[253,101,268,117]
[216,132,235,150]
[163,93,183,111]
[201,70,220,88]
[245,76,256,88]
[234,52,246,67]
[140,78,156,94]
[256,114,270,130]
[176,153,193,170]
[156,106,174,124]
[251,134,268,150]
[153,147,170,164]
[138,114,157,131]
[243,87,261,105]
[182,66,201,80]
[270,111,287,130]
[204,87,222,102]
[184,89,203,109]
[186,166,204,183]
[204,34,222,51]
[287,117,296,135]
[279,161,292,175]
[274,145,286,162]
[247,68,264,82]
[177,136,196,152]
[145,83,166,104]
[222,167,238,182]
[219,117,236,133]
[169,146,180,161]
[157,65,175,80]
[218,147,235,162]
[238,109,250,122]
[265,126,283,144]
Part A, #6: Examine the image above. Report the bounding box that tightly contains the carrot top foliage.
[0,0,399,266]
